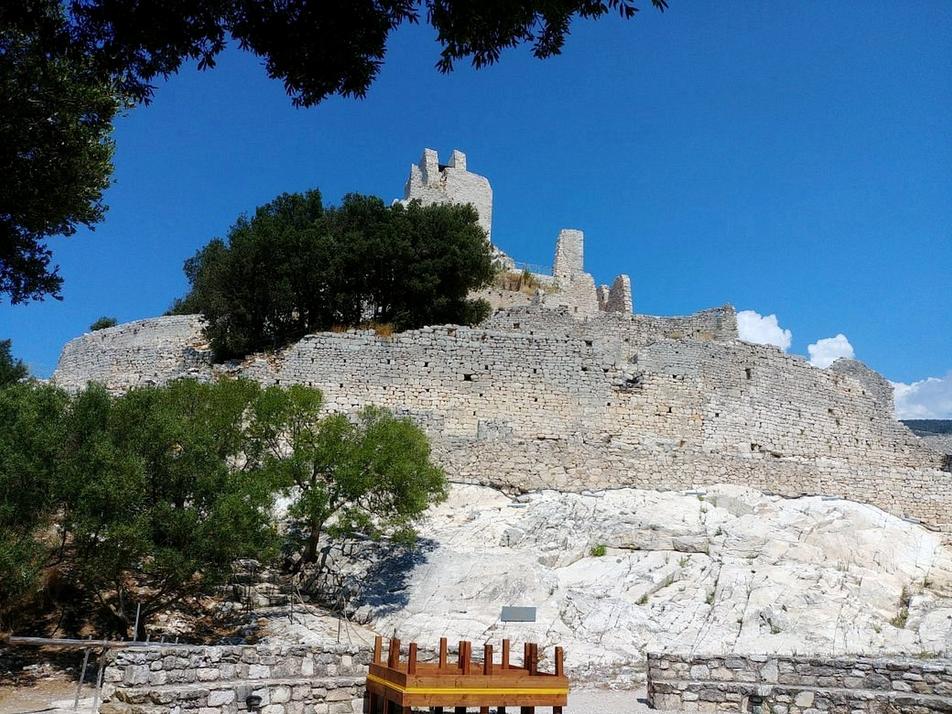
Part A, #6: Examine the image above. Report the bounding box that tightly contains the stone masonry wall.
[52,304,951,537]
[647,652,952,713]
[100,643,370,714]
[53,315,211,391]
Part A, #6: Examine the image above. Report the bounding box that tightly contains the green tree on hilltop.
[173,191,494,360]
[89,316,118,331]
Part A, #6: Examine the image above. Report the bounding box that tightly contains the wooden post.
[479,644,491,714]
[373,636,383,664]
[458,640,471,674]
[438,637,448,670]
[555,646,564,677]
[388,638,401,668]
[523,643,530,671]
[501,639,510,669]
[529,643,538,675]
[408,642,418,674]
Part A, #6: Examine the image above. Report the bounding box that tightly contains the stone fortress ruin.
[53,148,952,541]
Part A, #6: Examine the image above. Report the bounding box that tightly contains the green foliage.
[0,339,29,386]
[902,419,952,436]
[63,1,667,107]
[0,376,447,635]
[0,378,279,636]
[0,382,68,618]
[89,316,118,331]
[0,1,121,303]
[253,386,447,569]
[174,191,494,360]
[590,544,607,557]
[56,379,279,637]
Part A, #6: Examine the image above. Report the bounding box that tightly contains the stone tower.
[400,148,494,243]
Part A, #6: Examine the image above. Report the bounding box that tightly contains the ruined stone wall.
[100,643,370,714]
[921,434,952,457]
[600,275,633,314]
[52,305,951,536]
[54,315,211,392]
[647,652,952,713]
[400,148,493,243]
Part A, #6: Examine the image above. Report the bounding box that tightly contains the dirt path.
[0,678,96,714]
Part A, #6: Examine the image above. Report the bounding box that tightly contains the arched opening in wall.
[745,368,752,380]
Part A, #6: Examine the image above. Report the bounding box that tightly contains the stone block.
[208,689,236,706]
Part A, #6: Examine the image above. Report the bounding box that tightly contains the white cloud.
[807,334,855,368]
[891,372,952,419]
[736,310,792,351]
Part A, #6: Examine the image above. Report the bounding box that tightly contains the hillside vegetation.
[0,378,445,639]
[170,191,495,361]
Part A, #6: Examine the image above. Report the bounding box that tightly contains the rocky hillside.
[264,484,952,687]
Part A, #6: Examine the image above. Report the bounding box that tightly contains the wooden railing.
[365,636,569,713]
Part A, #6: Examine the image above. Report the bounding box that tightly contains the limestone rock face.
[322,485,952,686]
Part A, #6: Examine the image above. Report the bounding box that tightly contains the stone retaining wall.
[647,652,952,713]
[99,644,370,714]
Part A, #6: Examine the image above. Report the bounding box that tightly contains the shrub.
[89,316,117,331]
[590,544,607,557]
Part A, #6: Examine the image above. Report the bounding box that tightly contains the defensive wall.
[53,304,952,538]
[100,643,369,714]
[646,652,952,713]
[49,146,952,539]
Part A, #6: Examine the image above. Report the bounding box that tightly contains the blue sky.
[2,2,950,414]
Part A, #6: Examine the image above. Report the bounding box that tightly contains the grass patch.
[590,544,607,557]
[890,586,911,629]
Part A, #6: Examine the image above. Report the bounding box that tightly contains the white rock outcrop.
[290,484,952,687]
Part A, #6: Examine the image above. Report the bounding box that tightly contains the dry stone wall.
[100,643,370,714]
[54,315,211,392]
[647,652,952,713]
[52,304,951,537]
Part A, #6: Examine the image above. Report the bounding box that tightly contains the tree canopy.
[0,376,446,636]
[172,190,495,360]
[89,316,118,331]
[0,339,30,386]
[1,1,120,304]
[1,0,666,304]
[252,386,447,570]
